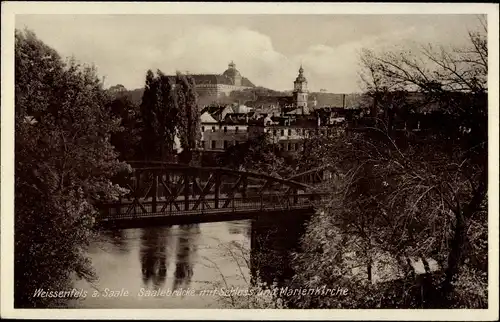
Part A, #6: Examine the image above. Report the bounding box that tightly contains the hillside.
[107,85,287,107]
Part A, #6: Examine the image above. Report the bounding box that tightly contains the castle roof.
[188,74,254,87]
[172,62,255,87]
[165,61,255,88]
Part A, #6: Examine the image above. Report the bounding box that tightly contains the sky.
[15,14,485,93]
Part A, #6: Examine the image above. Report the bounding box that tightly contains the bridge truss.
[98,161,327,224]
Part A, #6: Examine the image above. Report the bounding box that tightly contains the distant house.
[200,107,252,152]
[247,113,345,155]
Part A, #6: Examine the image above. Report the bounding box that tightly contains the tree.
[109,95,142,160]
[138,70,201,163]
[175,72,201,165]
[292,18,488,308]
[140,70,177,161]
[217,133,293,178]
[15,29,129,307]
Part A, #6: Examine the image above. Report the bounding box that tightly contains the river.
[70,214,308,308]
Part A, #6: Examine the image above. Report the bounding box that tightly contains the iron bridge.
[96,161,330,228]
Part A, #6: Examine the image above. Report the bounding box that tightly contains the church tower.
[293,65,309,114]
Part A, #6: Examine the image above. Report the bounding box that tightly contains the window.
[201,140,205,149]
[212,126,216,132]
[280,143,285,151]
[235,126,239,133]
[286,143,290,151]
[224,140,228,149]
[211,140,216,149]
[224,126,227,133]
[273,129,277,136]
[288,129,292,136]
[280,129,284,136]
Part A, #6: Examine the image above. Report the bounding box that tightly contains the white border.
[1,2,499,320]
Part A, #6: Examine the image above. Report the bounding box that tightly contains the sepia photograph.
[1,2,499,320]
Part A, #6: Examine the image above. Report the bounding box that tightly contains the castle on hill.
[183,61,255,106]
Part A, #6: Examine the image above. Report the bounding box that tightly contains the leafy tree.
[108,95,141,160]
[108,83,127,95]
[140,70,176,160]
[175,72,201,165]
[139,70,201,163]
[15,29,129,307]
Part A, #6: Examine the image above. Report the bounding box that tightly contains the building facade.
[186,61,255,106]
[248,114,345,154]
[200,105,252,151]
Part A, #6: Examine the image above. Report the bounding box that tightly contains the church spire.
[295,64,307,83]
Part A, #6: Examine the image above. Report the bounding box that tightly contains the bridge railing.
[97,192,329,222]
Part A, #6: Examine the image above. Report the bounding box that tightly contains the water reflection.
[140,227,171,288]
[74,213,311,308]
[172,224,200,290]
[101,229,129,254]
[226,221,250,236]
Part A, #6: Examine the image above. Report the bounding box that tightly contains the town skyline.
[15,14,485,93]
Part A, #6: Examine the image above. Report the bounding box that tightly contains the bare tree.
[359,17,488,305]
[293,17,488,308]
